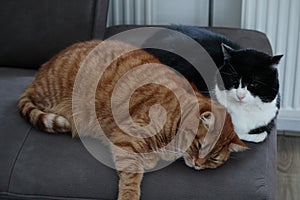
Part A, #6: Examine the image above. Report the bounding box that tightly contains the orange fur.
[18,40,247,200]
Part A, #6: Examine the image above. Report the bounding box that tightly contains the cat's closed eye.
[210,155,219,161]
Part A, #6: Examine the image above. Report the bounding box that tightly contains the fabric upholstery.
[104,25,273,55]
[0,0,108,69]
[0,67,276,200]
[0,24,276,199]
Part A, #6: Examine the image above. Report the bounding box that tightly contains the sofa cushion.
[1,54,276,200]
[0,27,276,199]
[0,68,276,199]
[0,0,108,69]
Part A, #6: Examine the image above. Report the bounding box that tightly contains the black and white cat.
[215,44,282,142]
[145,25,283,143]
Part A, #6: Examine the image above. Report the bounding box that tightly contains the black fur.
[145,25,240,95]
[144,25,282,134]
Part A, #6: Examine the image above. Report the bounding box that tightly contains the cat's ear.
[271,55,284,65]
[200,111,214,130]
[221,43,234,60]
[229,134,249,152]
[199,111,221,158]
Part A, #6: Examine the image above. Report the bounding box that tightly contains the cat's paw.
[118,190,139,200]
[159,151,181,161]
[143,154,159,170]
[238,132,268,143]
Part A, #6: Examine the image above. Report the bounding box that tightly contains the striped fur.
[18,40,247,200]
[18,93,70,132]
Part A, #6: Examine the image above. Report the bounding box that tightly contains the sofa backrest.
[0,0,109,69]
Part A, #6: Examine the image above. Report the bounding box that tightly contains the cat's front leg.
[238,131,268,143]
[112,146,144,200]
[117,171,143,200]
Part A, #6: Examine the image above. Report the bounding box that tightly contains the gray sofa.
[0,0,276,199]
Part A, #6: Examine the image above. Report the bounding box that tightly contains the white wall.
[241,0,300,132]
[107,0,242,27]
[213,0,242,28]
[151,0,209,26]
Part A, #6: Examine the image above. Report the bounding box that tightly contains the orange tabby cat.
[18,40,247,200]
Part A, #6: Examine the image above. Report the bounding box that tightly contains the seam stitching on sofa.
[7,126,32,192]
[0,191,114,200]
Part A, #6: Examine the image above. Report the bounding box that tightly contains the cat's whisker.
[221,72,234,76]
[229,156,241,161]
[253,80,278,92]
[228,63,238,74]
[253,80,269,86]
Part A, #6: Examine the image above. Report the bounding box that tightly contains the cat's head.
[215,43,283,105]
[184,95,248,170]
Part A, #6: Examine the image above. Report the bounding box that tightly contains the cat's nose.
[236,89,246,101]
[237,93,246,101]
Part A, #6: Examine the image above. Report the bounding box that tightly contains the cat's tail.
[18,93,71,133]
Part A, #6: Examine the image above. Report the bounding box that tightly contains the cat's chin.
[183,157,194,168]
[185,161,205,171]
[220,97,250,107]
[233,99,248,105]
[184,156,204,170]
[193,166,205,170]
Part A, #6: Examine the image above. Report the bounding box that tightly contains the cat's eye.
[230,79,240,87]
[249,83,258,87]
[211,157,218,161]
[231,79,239,84]
[210,154,219,161]
[210,157,218,162]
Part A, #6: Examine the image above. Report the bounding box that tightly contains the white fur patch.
[43,114,70,132]
[43,113,56,129]
[238,131,268,143]
[215,84,278,143]
[229,143,248,152]
[56,116,70,127]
